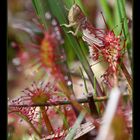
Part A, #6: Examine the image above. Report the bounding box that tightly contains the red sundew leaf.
[8,80,72,137]
[24,17,68,82]
[8,80,65,122]
[62,3,126,88]
[83,25,125,87]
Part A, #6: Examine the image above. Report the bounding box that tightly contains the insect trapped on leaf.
[61,2,126,87]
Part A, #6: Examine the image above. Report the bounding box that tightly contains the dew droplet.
[64,76,68,80]
[66,105,71,111]
[56,31,60,36]
[63,97,67,101]
[67,81,72,86]
[11,42,18,48]
[45,12,51,19]
[52,19,57,26]
[12,58,20,65]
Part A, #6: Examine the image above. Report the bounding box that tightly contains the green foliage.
[116,0,132,60]
[99,0,114,29]
[32,0,49,29]
[32,0,99,91]
[65,111,86,140]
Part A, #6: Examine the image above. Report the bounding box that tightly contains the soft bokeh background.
[8,0,132,139]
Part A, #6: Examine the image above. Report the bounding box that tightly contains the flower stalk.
[40,106,54,134]
[119,61,132,88]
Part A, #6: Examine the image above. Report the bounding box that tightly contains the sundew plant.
[8,0,132,140]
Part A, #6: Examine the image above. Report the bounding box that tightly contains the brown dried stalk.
[119,60,133,88]
[9,96,108,108]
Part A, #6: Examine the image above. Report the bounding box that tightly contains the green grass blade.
[117,0,132,60]
[114,0,122,35]
[79,67,89,94]
[32,0,49,30]
[65,111,86,140]
[99,0,114,29]
[47,0,103,97]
